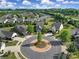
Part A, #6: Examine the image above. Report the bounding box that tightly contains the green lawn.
[69,52,79,59]
[66,15,79,20]
[64,24,75,30]
[5,41,18,46]
[0,27,13,31]
[2,52,16,59]
[55,24,75,38]
[44,21,53,29]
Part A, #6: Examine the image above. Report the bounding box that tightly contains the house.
[39,15,51,22]
[0,30,17,40]
[50,22,63,33]
[25,18,34,23]
[13,15,18,23]
[2,14,13,24]
[0,42,5,53]
[71,28,79,39]
[71,28,79,48]
[22,17,25,22]
[13,25,27,36]
[35,21,43,32]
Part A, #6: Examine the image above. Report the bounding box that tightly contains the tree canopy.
[59,29,71,42]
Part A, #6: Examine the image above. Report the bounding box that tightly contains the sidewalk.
[3,35,32,59]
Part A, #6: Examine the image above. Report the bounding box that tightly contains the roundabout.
[20,36,62,59]
[30,39,52,52]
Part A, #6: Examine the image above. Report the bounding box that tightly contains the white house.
[13,15,17,23]
[0,42,5,53]
[23,17,25,22]
[4,19,9,23]
[59,24,63,31]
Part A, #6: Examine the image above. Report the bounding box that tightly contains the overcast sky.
[0,0,79,9]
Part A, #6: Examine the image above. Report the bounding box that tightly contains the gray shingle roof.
[0,30,13,39]
[51,22,62,32]
[71,28,79,35]
[13,25,27,35]
[1,31,13,38]
[35,21,43,32]
[0,30,5,38]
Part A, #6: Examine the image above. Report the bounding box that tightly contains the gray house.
[35,21,43,32]
[2,14,13,24]
[0,30,17,40]
[71,28,79,48]
[71,28,79,39]
[50,22,63,33]
[13,25,27,36]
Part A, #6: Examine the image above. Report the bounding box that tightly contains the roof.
[0,14,14,23]
[39,15,51,21]
[0,30,14,39]
[52,22,62,31]
[0,42,5,50]
[14,25,26,32]
[14,25,27,35]
[35,21,43,32]
[1,14,13,20]
[25,18,34,22]
[0,30,5,38]
[1,31,14,38]
[0,42,2,49]
[71,28,79,35]
[17,18,23,22]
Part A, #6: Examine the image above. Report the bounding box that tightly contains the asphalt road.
[20,36,62,59]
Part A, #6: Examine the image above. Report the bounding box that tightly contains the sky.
[0,0,79,9]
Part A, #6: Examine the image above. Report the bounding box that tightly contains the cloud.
[22,0,31,5]
[0,0,61,9]
[63,1,79,4]
[0,0,16,9]
[56,0,64,2]
[29,3,61,9]
[41,0,54,5]
[32,4,49,9]
[55,4,60,7]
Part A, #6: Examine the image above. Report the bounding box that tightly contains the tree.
[67,42,78,53]
[54,13,68,24]
[59,29,71,42]
[37,32,42,43]
[41,26,48,34]
[27,24,34,34]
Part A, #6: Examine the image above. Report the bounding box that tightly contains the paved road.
[20,36,62,59]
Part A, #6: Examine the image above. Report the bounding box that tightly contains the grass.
[44,21,53,29]
[2,52,16,59]
[17,52,25,59]
[69,51,79,59]
[5,40,18,46]
[64,24,75,30]
[0,27,13,31]
[55,24,74,38]
[66,15,79,20]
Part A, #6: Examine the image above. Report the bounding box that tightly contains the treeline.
[0,8,79,16]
